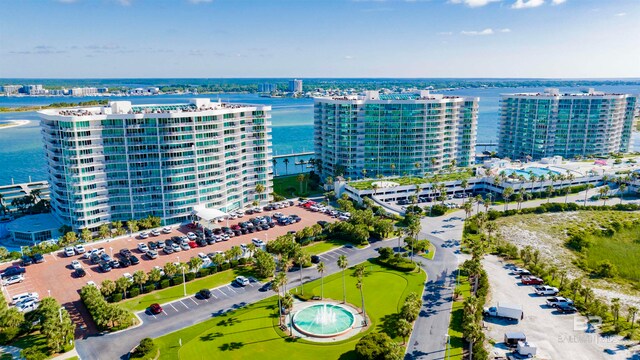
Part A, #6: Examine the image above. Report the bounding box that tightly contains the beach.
[0,120,30,130]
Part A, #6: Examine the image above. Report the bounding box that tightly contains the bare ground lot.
[483,255,638,359]
[495,211,640,309]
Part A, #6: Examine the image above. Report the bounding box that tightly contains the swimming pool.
[503,167,560,179]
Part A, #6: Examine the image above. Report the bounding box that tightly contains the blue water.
[1,84,639,185]
[503,167,561,180]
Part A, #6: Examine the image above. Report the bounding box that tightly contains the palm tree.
[475,194,483,213]
[628,306,638,330]
[255,183,265,203]
[545,185,554,203]
[361,169,367,179]
[460,179,468,198]
[599,185,610,206]
[294,249,310,295]
[272,272,287,326]
[317,262,326,299]
[272,158,278,176]
[514,192,523,211]
[354,264,367,325]
[485,221,498,242]
[296,173,305,195]
[502,187,514,211]
[390,163,396,176]
[283,158,290,175]
[337,255,348,303]
[619,183,627,204]
[430,157,437,171]
[584,183,594,205]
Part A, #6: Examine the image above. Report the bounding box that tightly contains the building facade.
[39,98,272,230]
[314,90,479,179]
[258,83,277,93]
[288,79,303,93]
[498,88,639,160]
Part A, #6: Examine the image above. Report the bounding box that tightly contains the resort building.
[498,88,639,161]
[313,90,479,179]
[39,98,272,230]
[289,79,303,93]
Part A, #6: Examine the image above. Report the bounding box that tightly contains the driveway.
[482,254,636,359]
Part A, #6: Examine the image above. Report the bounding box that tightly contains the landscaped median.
[447,275,471,360]
[151,260,426,359]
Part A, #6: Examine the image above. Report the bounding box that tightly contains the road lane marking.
[180,300,189,309]
[190,297,198,305]
[218,289,228,297]
[169,303,178,312]
[162,310,168,316]
[226,286,237,293]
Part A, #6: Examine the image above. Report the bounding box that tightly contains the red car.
[188,241,197,248]
[149,303,163,315]
[521,276,544,285]
[231,224,241,230]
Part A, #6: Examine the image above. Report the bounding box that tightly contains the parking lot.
[482,254,635,360]
[0,204,337,335]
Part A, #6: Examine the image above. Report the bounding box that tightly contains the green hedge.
[374,256,416,272]
[172,276,183,286]
[144,284,155,293]
[159,279,170,289]
[129,287,140,298]
[185,273,196,282]
[221,263,230,271]
[230,260,239,268]
[112,293,123,302]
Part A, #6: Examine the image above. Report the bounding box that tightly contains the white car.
[252,207,262,213]
[137,243,149,252]
[70,260,82,270]
[74,244,86,254]
[235,276,250,287]
[123,273,133,283]
[235,211,244,218]
[11,292,38,305]
[87,281,97,287]
[251,238,265,247]
[535,285,559,296]
[2,275,24,286]
[146,250,158,259]
[162,227,172,234]
[198,252,208,260]
[64,247,75,257]
[171,243,182,252]
[153,266,165,276]
[180,242,190,251]
[16,299,39,313]
[546,296,574,308]
[139,232,149,239]
[187,232,197,240]
[150,229,161,236]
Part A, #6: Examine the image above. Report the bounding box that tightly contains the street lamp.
[177,256,186,297]
[444,334,451,360]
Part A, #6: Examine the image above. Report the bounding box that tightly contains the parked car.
[156,241,166,249]
[546,296,574,308]
[109,259,121,269]
[149,303,163,315]
[145,250,158,259]
[120,248,132,257]
[556,303,578,314]
[100,253,112,263]
[290,214,301,223]
[11,292,38,305]
[137,243,149,253]
[534,286,559,296]
[1,266,26,278]
[2,275,24,286]
[235,276,250,286]
[75,268,87,278]
[187,232,197,240]
[512,267,532,276]
[74,244,86,254]
[32,253,44,264]
[150,229,161,236]
[163,246,174,255]
[139,232,149,239]
[129,255,140,265]
[311,255,320,264]
[147,241,157,250]
[180,242,190,251]
[119,256,131,267]
[521,276,544,285]
[171,243,182,252]
[259,282,272,292]
[70,260,82,270]
[21,256,33,266]
[162,227,172,234]
[198,289,212,299]
[123,272,134,283]
[64,247,75,257]
[16,299,39,313]
[98,262,112,273]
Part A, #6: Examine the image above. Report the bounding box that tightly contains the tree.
[283,158,290,174]
[229,246,243,261]
[100,279,116,298]
[133,270,148,292]
[502,187,514,211]
[187,257,203,272]
[147,268,162,283]
[98,224,111,239]
[355,264,367,325]
[281,292,294,336]
[112,221,125,236]
[611,298,621,325]
[59,231,77,246]
[317,261,326,299]
[619,183,627,204]
[127,220,139,234]
[355,332,403,360]
[163,262,178,278]
[294,249,310,295]
[81,228,92,242]
[133,338,156,358]
[628,306,638,330]
[584,183,594,205]
[337,255,348,303]
[485,221,497,242]
[396,318,412,344]
[255,183,265,203]
[116,277,131,299]
[599,185,610,206]
[21,347,47,360]
[296,173,305,195]
[254,250,276,278]
[272,272,287,326]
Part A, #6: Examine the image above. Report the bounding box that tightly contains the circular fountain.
[292,302,356,338]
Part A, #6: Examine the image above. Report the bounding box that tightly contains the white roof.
[192,205,227,221]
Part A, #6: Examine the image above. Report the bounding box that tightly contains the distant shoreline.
[0,120,30,130]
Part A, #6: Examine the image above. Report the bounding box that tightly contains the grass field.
[273,175,323,199]
[120,267,255,312]
[581,226,640,282]
[154,261,426,360]
[420,243,436,260]
[349,170,473,190]
[447,275,470,360]
[302,239,345,255]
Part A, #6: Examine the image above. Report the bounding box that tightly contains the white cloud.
[500,28,511,32]
[188,0,213,3]
[344,55,354,60]
[615,12,626,16]
[512,0,545,9]
[448,0,500,8]
[461,28,494,36]
[438,31,453,35]
[551,0,566,4]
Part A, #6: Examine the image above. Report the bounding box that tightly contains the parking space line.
[180,300,189,309]
[190,297,198,305]
[210,293,217,299]
[169,303,178,312]
[152,314,157,319]
[162,310,168,316]
[218,288,229,296]
[247,282,254,287]
[226,285,237,293]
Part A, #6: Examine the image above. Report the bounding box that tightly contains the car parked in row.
[520,276,544,285]
[2,274,24,286]
[534,285,559,296]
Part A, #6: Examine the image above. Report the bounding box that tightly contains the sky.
[0,0,638,78]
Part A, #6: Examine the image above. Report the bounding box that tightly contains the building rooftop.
[504,88,631,98]
[316,90,474,102]
[6,213,62,234]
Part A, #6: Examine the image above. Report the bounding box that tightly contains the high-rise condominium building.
[498,88,638,160]
[314,90,479,179]
[288,79,303,93]
[258,83,277,93]
[39,98,272,230]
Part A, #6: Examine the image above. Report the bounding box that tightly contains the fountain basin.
[292,303,356,338]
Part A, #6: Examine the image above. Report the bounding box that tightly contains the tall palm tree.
[294,249,309,295]
[390,163,396,177]
[317,262,326,299]
[599,186,610,206]
[502,187,514,211]
[272,158,278,176]
[619,183,627,204]
[475,194,483,213]
[273,272,287,326]
[584,183,594,205]
[283,158,290,175]
[337,255,348,304]
[354,264,367,325]
[461,179,468,198]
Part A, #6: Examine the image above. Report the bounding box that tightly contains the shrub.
[111,293,123,302]
[428,204,448,217]
[198,268,211,277]
[594,260,618,278]
[129,287,140,298]
[238,257,248,265]
[378,247,394,260]
[355,332,403,360]
[566,233,592,252]
[221,263,230,271]
[131,338,156,358]
[376,254,416,272]
[185,272,196,281]
[230,260,239,268]
[159,279,170,289]
[172,276,184,286]
[20,347,47,360]
[143,284,155,294]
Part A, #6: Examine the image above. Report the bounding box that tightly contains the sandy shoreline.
[0,120,30,130]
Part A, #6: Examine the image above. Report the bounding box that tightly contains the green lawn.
[10,332,74,359]
[349,170,473,190]
[273,175,323,199]
[420,243,436,260]
[120,267,255,312]
[581,226,640,283]
[447,275,471,360]
[154,261,426,360]
[302,239,345,255]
